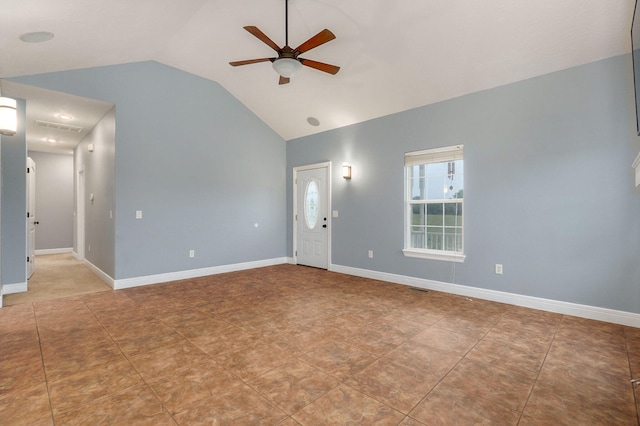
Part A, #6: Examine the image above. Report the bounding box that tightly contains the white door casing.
[27,157,36,279]
[76,169,85,260]
[294,163,331,269]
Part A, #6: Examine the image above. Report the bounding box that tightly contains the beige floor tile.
[410,323,481,355]
[345,357,440,414]
[53,383,175,425]
[409,381,521,425]
[0,382,53,426]
[48,360,143,416]
[250,358,340,414]
[172,380,287,425]
[298,339,379,381]
[2,260,638,424]
[292,385,405,425]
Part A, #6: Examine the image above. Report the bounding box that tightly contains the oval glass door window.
[304,180,319,230]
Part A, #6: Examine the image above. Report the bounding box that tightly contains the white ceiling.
[0,0,635,147]
[0,80,114,154]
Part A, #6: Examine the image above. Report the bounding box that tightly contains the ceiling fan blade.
[299,58,340,75]
[294,29,336,54]
[229,58,275,67]
[244,26,281,52]
[279,76,290,85]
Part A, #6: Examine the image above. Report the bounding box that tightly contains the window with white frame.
[403,145,465,262]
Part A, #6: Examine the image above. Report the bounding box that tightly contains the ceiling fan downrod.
[285,0,290,47]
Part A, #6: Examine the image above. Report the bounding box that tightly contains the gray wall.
[13,61,287,280]
[74,108,116,276]
[1,98,26,285]
[287,54,640,314]
[27,151,74,251]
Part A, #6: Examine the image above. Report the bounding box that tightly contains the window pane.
[444,227,458,252]
[427,175,445,200]
[445,160,463,200]
[411,204,425,226]
[444,227,463,252]
[426,203,443,226]
[426,162,446,177]
[410,225,425,249]
[410,165,427,200]
[456,203,463,227]
[444,202,458,226]
[426,226,442,250]
[304,180,319,230]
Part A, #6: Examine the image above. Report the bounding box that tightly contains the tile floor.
[1,264,639,425]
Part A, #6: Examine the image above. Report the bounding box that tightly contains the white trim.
[330,264,640,328]
[402,249,466,263]
[292,162,332,269]
[35,247,73,255]
[3,281,28,295]
[76,168,85,260]
[113,257,289,290]
[83,259,115,288]
[404,144,464,166]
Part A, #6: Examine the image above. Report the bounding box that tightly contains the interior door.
[27,157,36,279]
[296,165,329,269]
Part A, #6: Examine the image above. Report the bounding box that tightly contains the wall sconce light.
[342,164,352,180]
[0,96,17,136]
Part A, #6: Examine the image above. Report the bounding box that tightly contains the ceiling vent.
[35,120,83,133]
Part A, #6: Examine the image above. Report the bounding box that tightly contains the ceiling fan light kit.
[273,58,302,78]
[0,96,18,136]
[229,0,340,84]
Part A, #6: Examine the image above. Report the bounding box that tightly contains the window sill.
[402,249,466,263]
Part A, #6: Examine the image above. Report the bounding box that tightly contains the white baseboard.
[35,248,73,255]
[2,281,28,295]
[113,257,289,290]
[330,264,640,328]
[82,260,115,289]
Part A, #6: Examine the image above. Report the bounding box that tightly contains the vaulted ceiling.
[0,0,635,149]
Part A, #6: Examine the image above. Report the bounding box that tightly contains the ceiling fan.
[229,0,340,85]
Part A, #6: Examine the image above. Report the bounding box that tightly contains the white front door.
[295,164,330,269]
[27,157,36,279]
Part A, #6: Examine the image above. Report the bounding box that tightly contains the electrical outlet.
[189,250,195,258]
[368,250,374,259]
[135,210,142,219]
[495,264,503,275]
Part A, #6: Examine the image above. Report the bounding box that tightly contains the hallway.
[3,253,111,306]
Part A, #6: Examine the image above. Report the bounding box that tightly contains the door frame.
[26,157,35,279]
[76,168,85,260]
[293,162,332,270]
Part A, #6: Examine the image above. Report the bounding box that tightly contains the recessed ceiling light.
[43,137,56,143]
[307,117,320,127]
[55,113,73,120]
[19,31,55,43]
